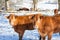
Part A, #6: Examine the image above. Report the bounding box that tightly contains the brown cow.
[6,14,41,40]
[54,9,60,35]
[35,14,60,40]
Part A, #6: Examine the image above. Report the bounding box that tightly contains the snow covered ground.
[0,11,60,40]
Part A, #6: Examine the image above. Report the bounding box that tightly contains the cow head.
[29,14,42,21]
[35,14,44,28]
[6,14,18,26]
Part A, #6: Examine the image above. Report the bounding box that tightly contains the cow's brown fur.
[36,14,60,40]
[6,14,41,40]
[54,9,58,15]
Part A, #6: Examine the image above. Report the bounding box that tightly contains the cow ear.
[5,16,10,19]
[5,14,15,19]
[29,15,35,19]
[31,15,35,19]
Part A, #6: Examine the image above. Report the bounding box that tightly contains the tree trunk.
[58,0,60,11]
[5,0,8,10]
[33,0,38,11]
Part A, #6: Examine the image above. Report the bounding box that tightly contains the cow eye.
[14,16,17,18]
[40,16,43,19]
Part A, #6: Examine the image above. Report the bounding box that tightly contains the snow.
[36,3,58,10]
[10,0,58,10]
[0,12,60,40]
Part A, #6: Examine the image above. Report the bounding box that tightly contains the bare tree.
[58,0,60,11]
[33,0,38,11]
[5,0,8,10]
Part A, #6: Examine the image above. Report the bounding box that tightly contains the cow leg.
[40,35,45,40]
[19,35,22,40]
[39,35,41,40]
[59,32,60,35]
[43,37,45,40]
[48,32,53,40]
[19,31,25,40]
[42,37,45,40]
